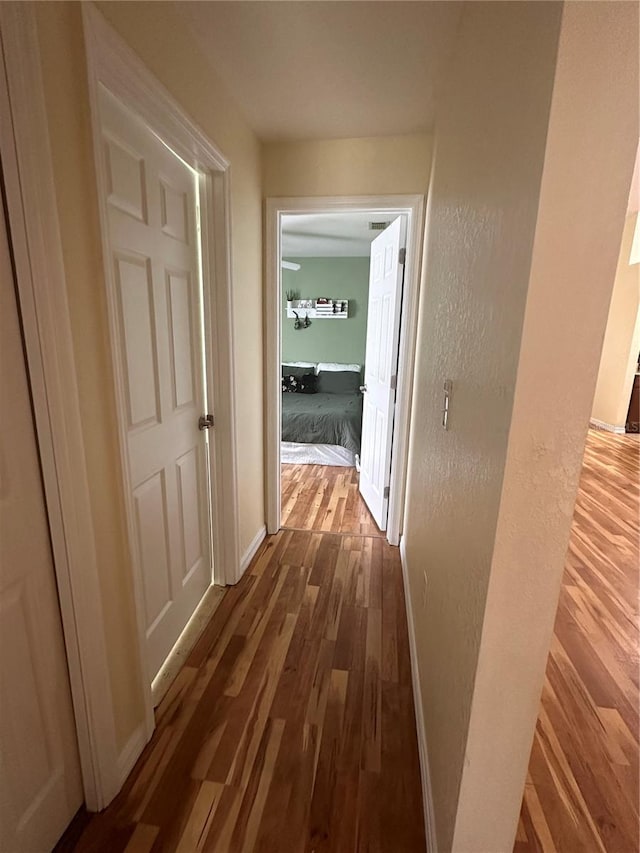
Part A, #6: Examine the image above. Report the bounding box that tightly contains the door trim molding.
[82,1,241,741]
[265,195,425,544]
[239,525,267,576]
[589,417,626,435]
[0,4,119,809]
[399,536,437,851]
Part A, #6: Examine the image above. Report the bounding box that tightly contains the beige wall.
[402,3,563,848]
[262,133,432,198]
[402,1,638,850]
[35,1,264,752]
[591,212,640,429]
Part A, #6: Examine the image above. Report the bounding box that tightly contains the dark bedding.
[281,392,363,454]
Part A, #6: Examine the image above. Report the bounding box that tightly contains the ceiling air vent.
[368,221,390,231]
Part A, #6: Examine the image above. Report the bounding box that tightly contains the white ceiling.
[282,212,394,257]
[181,2,462,141]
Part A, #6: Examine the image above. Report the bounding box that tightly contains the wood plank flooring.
[64,530,425,852]
[281,464,383,537]
[516,429,639,853]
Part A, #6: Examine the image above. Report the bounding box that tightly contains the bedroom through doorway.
[279,210,404,537]
[266,195,424,544]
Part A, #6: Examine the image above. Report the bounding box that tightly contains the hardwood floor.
[516,430,639,853]
[281,464,383,537]
[60,431,636,853]
[65,530,425,852]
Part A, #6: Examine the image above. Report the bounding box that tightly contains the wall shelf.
[286,299,349,319]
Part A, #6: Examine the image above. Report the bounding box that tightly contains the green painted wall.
[282,257,369,366]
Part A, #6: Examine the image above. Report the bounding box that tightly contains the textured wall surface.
[401,4,563,849]
[452,2,638,848]
[282,257,370,366]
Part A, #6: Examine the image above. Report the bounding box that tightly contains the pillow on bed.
[317,370,361,395]
[282,372,317,394]
[282,361,316,369]
[316,362,361,374]
[281,365,310,379]
[297,373,317,394]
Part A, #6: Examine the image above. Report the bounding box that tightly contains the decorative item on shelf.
[314,299,342,318]
[293,310,311,331]
[285,298,349,319]
[285,289,298,310]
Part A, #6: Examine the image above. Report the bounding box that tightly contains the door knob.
[359,385,367,393]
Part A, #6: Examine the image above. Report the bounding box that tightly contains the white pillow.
[316,362,361,374]
[282,361,316,369]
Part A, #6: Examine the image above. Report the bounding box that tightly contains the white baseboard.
[116,722,148,788]
[590,418,626,434]
[399,536,437,853]
[239,525,267,577]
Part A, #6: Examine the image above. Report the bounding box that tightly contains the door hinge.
[399,247,406,265]
[390,374,397,391]
[383,486,390,499]
[198,414,214,430]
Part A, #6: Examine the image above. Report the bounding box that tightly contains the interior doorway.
[266,196,425,545]
[589,146,640,436]
[83,1,241,743]
[280,211,404,535]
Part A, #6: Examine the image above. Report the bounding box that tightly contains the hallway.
[64,529,425,851]
[516,430,639,852]
[281,464,384,537]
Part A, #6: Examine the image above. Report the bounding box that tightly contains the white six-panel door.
[0,193,83,851]
[98,87,212,681]
[359,216,406,530]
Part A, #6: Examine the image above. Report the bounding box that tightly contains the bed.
[281,362,362,467]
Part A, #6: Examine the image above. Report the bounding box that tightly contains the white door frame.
[0,5,119,810]
[82,3,240,725]
[265,195,425,545]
